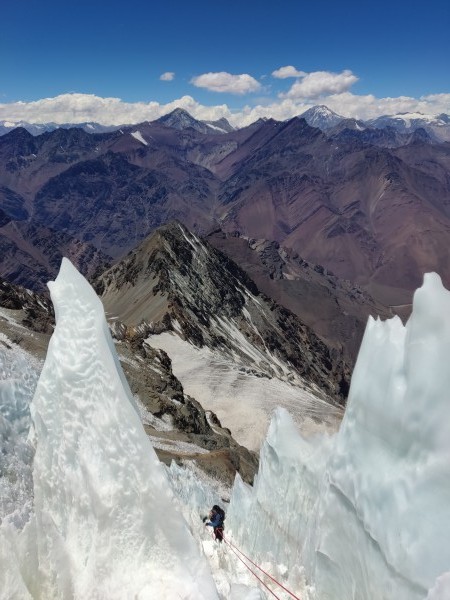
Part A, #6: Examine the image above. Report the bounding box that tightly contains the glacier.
[1,260,450,599]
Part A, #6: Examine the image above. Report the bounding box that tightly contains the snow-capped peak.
[300,105,345,130]
[367,112,450,141]
[155,109,233,135]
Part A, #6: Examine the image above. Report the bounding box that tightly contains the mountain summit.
[299,105,345,129]
[155,108,233,135]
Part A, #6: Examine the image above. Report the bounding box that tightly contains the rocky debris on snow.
[106,322,258,485]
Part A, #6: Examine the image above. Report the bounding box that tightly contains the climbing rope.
[223,535,302,600]
[204,525,302,600]
[223,538,283,600]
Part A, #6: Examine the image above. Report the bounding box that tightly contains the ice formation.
[0,339,39,529]
[0,259,218,600]
[227,273,450,600]
[2,260,450,600]
[426,573,450,600]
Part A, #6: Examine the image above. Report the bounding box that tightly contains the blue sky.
[1,0,449,125]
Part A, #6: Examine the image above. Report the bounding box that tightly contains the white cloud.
[190,72,261,94]
[272,66,306,79]
[0,93,234,126]
[0,90,449,129]
[160,72,175,81]
[283,69,359,99]
[320,92,450,121]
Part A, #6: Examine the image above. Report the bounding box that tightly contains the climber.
[203,504,225,542]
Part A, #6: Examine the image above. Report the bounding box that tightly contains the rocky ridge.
[94,221,349,401]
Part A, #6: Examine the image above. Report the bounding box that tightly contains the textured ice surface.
[3,261,450,599]
[167,461,270,599]
[227,408,325,599]
[0,338,40,528]
[228,273,450,600]
[0,258,218,600]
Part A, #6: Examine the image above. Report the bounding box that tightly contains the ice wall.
[0,259,218,600]
[228,273,450,600]
[0,339,39,528]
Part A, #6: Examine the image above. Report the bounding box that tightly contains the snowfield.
[146,332,342,451]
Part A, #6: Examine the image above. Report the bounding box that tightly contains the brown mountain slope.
[215,118,450,304]
[206,230,392,368]
[0,220,111,292]
[1,118,450,307]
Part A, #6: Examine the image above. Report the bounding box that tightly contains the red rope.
[223,539,282,600]
[204,525,302,600]
[223,534,302,600]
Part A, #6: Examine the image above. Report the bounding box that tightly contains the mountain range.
[2,105,450,140]
[1,105,450,372]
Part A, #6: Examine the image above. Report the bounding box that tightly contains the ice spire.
[24,258,218,599]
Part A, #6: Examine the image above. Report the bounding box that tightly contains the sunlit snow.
[130,130,148,145]
[227,272,450,600]
[146,332,341,450]
[1,262,450,600]
[0,259,218,599]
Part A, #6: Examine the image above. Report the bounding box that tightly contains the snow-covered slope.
[368,112,450,141]
[0,258,218,599]
[147,332,341,451]
[227,272,450,600]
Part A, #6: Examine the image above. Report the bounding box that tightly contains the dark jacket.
[206,511,224,528]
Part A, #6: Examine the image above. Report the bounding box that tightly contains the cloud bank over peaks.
[0,93,230,126]
[190,71,261,94]
[0,89,449,129]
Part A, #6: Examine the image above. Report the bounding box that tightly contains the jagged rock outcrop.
[112,323,258,484]
[0,277,53,334]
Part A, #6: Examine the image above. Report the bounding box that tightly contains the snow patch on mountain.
[147,331,342,450]
[299,105,345,129]
[131,130,148,145]
[205,123,229,133]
